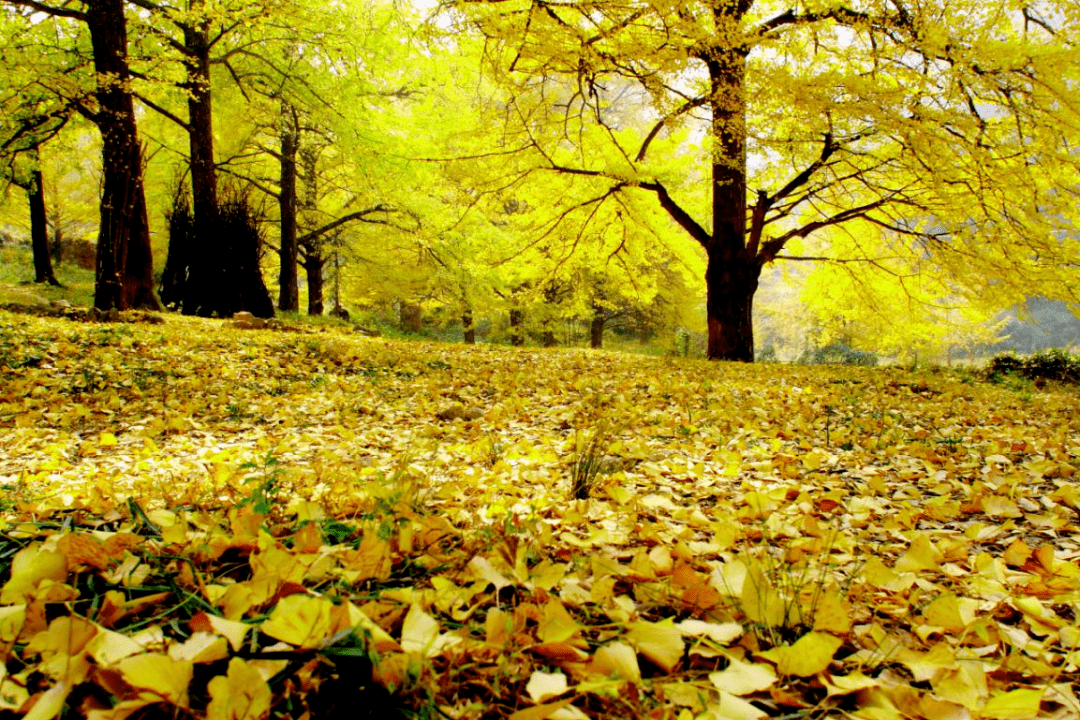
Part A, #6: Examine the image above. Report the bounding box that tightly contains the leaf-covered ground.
[1,310,1079,720]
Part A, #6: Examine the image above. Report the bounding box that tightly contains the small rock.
[232,311,267,329]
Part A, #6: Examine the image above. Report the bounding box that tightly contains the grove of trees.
[1,0,1078,360]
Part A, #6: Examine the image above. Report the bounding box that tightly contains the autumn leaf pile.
[1,310,1079,720]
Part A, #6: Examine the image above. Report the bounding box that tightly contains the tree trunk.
[304,257,324,316]
[183,7,217,305]
[278,104,299,312]
[462,309,475,344]
[705,252,759,361]
[400,301,422,333]
[160,190,191,308]
[589,310,604,349]
[27,155,60,286]
[509,308,524,346]
[86,0,160,311]
[704,42,755,361]
[299,144,323,315]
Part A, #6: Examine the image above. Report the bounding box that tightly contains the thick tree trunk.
[304,257,324,316]
[27,159,60,286]
[705,253,759,361]
[462,309,475,344]
[589,310,604,349]
[86,0,160,311]
[184,11,217,271]
[704,42,755,361]
[278,104,299,312]
[160,190,191,308]
[400,301,422,333]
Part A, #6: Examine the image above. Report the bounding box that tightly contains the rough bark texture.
[27,162,60,286]
[704,40,755,361]
[184,11,217,277]
[278,105,299,312]
[299,145,323,316]
[86,0,160,311]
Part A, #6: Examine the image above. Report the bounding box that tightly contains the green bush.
[798,342,878,367]
[984,349,1080,385]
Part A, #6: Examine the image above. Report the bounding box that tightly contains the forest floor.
[0,308,1079,720]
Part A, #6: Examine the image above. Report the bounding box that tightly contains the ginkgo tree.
[451,0,1080,361]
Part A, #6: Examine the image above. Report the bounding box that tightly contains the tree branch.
[296,206,416,245]
[133,93,190,131]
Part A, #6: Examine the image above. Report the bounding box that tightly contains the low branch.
[133,93,189,131]
[5,0,84,21]
[296,206,418,245]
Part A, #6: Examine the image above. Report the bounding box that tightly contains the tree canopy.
[0,0,1078,358]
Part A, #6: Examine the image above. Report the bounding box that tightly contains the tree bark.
[277,104,299,312]
[183,8,217,267]
[299,144,323,315]
[400,301,422,333]
[462,309,475,344]
[86,0,160,311]
[589,309,604,349]
[509,308,524,346]
[704,41,755,361]
[304,256,324,316]
[26,155,60,286]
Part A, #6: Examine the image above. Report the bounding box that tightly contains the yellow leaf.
[811,587,851,634]
[98,432,118,447]
[400,603,460,657]
[168,632,229,663]
[894,534,942,573]
[707,690,768,720]
[27,616,98,658]
[115,653,193,706]
[626,621,684,673]
[981,688,1044,720]
[590,641,641,681]
[537,600,580,644]
[740,562,785,628]
[525,670,569,703]
[823,671,879,696]
[0,605,26,643]
[190,612,252,652]
[709,658,777,695]
[260,595,333,649]
[485,608,511,646]
[401,603,438,655]
[207,658,272,720]
[761,632,842,677]
[861,557,913,592]
[24,682,71,720]
[508,700,574,720]
[676,619,743,645]
[921,594,974,631]
[1,546,67,604]
[87,629,145,665]
[469,555,513,591]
